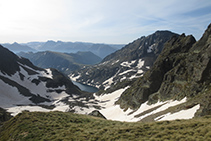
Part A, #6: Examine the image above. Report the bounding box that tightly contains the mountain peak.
[12,42,19,45]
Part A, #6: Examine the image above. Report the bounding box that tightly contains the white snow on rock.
[129,98,187,121]
[0,79,32,108]
[120,60,136,67]
[155,104,200,121]
[147,44,155,53]
[7,106,51,116]
[137,69,143,74]
[40,68,53,79]
[146,66,150,69]
[0,66,67,101]
[137,59,145,68]
[120,76,127,82]
[94,87,133,121]
[103,76,114,86]
[52,101,70,112]
[93,90,188,122]
[111,60,119,65]
[129,75,140,80]
[118,69,136,76]
[102,70,120,87]
[69,74,81,81]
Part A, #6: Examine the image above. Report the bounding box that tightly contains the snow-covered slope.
[0,45,91,116]
[93,87,200,122]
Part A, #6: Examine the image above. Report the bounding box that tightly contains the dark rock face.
[0,107,12,124]
[70,31,178,89]
[117,23,211,116]
[103,30,178,63]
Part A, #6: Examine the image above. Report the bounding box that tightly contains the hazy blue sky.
[0,0,211,44]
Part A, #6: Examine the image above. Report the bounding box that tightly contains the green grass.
[0,111,211,141]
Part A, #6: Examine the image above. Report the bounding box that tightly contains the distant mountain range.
[18,51,102,74]
[2,41,124,59]
[2,42,36,53]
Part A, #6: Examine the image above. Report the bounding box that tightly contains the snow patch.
[94,87,132,121]
[40,69,53,79]
[131,98,187,121]
[111,60,119,65]
[94,94,187,122]
[0,79,32,108]
[120,60,136,67]
[120,76,127,82]
[147,44,155,53]
[118,69,136,76]
[146,66,150,69]
[137,69,143,74]
[69,74,81,81]
[155,104,200,121]
[102,70,120,87]
[52,101,70,112]
[137,59,145,68]
[7,106,51,116]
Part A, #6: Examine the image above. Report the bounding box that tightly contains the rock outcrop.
[117,23,211,117]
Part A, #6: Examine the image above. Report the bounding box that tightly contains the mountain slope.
[1,111,211,141]
[70,31,178,90]
[18,51,102,74]
[0,45,100,116]
[116,23,211,118]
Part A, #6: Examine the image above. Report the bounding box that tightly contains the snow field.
[7,106,51,116]
[155,104,200,121]
[120,60,136,67]
[94,88,198,122]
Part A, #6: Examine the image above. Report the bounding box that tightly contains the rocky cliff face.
[70,31,178,90]
[117,23,211,117]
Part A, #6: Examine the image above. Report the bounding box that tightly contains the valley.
[0,23,211,140]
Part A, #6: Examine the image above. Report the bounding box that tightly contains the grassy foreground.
[0,111,211,141]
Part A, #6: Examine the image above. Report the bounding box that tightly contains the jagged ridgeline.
[70,31,178,90]
[117,23,211,116]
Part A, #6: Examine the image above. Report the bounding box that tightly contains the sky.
[0,0,211,44]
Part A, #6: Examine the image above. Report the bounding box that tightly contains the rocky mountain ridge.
[116,23,211,117]
[70,30,178,90]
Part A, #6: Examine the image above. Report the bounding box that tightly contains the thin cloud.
[0,0,210,44]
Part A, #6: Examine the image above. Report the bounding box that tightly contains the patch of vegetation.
[0,111,211,141]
